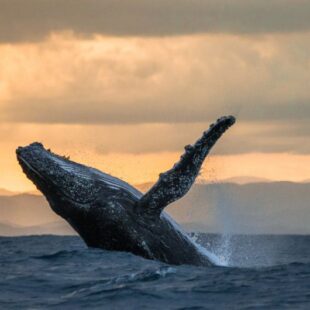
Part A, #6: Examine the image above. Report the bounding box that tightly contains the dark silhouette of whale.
[16,116,235,266]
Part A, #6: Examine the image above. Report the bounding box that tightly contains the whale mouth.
[16,144,54,194]
[16,142,76,184]
[17,142,49,180]
[17,154,45,182]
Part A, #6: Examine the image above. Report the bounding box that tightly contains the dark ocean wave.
[31,250,85,260]
[1,235,310,309]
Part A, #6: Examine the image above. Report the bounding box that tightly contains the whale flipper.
[138,116,235,217]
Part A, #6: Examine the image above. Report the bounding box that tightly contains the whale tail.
[137,116,236,217]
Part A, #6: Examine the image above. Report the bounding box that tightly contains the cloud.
[1,0,310,42]
[1,33,310,126]
[1,120,310,155]
[0,32,309,154]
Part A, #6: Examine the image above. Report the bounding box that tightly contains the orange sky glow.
[2,149,310,192]
[0,29,309,191]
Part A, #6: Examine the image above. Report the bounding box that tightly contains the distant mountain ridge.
[168,182,310,235]
[0,193,59,227]
[220,176,272,184]
[134,177,273,193]
[0,189,19,196]
[0,181,310,235]
[0,221,75,236]
[0,188,40,196]
[0,175,298,196]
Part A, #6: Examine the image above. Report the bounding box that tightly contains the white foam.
[162,212,225,266]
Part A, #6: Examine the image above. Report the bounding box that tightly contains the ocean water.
[1,234,310,309]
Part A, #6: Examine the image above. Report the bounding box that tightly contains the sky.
[0,0,310,192]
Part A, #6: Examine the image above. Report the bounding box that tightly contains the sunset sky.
[1,0,310,192]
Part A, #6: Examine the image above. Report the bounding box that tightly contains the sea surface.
[1,234,310,309]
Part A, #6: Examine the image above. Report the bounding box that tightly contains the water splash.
[164,212,225,266]
[189,232,229,267]
[202,168,235,266]
[213,234,233,266]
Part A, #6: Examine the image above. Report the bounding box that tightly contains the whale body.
[16,116,235,266]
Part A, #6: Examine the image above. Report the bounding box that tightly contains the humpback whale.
[16,116,235,266]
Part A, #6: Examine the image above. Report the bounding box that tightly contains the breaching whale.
[16,116,235,266]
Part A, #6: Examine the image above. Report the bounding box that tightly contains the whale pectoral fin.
[137,116,236,217]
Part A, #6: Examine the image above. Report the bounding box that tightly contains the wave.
[2,236,310,309]
[31,249,84,260]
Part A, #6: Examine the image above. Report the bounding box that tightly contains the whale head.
[16,143,141,242]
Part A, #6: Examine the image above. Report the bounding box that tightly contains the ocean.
[1,234,310,309]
